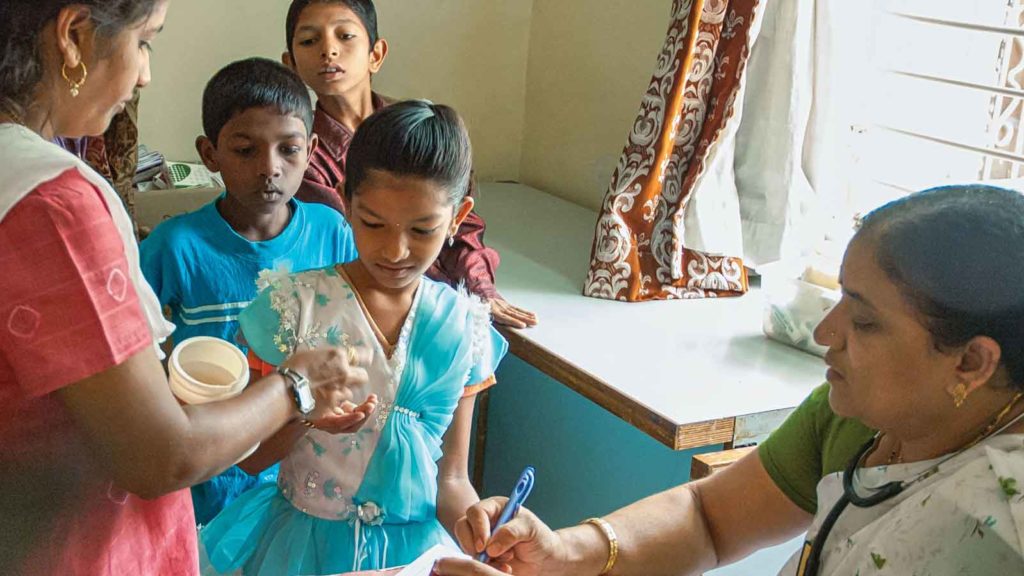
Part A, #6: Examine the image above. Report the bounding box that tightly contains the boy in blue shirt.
[140,57,357,526]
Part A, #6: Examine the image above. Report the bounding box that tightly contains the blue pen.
[477,465,536,563]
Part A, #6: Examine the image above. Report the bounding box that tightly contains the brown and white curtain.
[583,0,762,301]
[584,0,842,301]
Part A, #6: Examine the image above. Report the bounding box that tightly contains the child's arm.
[237,420,307,474]
[436,395,481,537]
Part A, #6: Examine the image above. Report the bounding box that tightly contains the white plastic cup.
[169,336,250,404]
[168,336,257,462]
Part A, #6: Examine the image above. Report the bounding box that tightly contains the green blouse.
[758,384,875,513]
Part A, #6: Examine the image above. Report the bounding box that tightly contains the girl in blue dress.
[200,100,508,575]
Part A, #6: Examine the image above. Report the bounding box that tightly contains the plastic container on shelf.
[762,271,840,358]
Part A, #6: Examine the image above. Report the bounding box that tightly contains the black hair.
[344,100,473,207]
[201,57,314,145]
[0,0,160,116]
[286,0,379,56]
[858,185,1024,390]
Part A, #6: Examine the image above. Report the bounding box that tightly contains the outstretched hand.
[308,394,378,434]
[489,298,538,329]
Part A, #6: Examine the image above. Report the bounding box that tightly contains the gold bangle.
[583,517,618,575]
[302,419,316,429]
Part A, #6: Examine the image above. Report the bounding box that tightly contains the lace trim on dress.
[373,284,423,431]
[460,282,494,383]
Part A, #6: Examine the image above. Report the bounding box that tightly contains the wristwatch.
[278,366,315,416]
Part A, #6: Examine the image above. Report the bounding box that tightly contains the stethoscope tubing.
[802,407,1024,575]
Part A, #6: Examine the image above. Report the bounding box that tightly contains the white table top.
[475,183,827,449]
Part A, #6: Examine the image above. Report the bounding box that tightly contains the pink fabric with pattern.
[0,169,198,575]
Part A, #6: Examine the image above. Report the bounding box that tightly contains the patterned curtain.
[584,0,763,301]
[104,90,141,235]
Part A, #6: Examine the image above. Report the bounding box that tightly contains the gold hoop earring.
[952,383,968,409]
[62,62,88,98]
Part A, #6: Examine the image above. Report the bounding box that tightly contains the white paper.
[394,544,469,576]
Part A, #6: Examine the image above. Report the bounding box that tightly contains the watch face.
[280,367,316,415]
[296,382,315,415]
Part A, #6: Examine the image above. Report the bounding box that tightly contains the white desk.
[474,183,826,449]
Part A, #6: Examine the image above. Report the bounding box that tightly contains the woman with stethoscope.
[429,184,1024,576]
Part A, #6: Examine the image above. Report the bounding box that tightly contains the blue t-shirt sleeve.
[237,286,288,366]
[139,225,178,308]
[303,202,357,265]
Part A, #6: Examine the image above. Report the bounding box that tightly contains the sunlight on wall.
[138,0,532,182]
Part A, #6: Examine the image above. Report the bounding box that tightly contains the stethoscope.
[800,407,1024,575]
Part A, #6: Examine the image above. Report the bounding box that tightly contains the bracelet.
[583,517,618,575]
[301,419,316,429]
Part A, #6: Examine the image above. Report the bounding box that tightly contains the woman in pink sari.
[0,2,369,574]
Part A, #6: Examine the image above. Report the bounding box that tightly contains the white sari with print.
[781,434,1024,575]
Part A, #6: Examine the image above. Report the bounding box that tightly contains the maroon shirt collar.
[312,92,388,163]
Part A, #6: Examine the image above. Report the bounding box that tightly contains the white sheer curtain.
[681,0,856,267]
[685,0,1013,269]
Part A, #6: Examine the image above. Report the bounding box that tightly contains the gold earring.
[952,383,968,409]
[62,62,88,98]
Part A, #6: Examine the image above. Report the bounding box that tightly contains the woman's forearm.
[162,371,298,494]
[549,451,812,576]
[540,485,717,576]
[60,348,299,499]
[599,484,717,576]
[61,344,365,500]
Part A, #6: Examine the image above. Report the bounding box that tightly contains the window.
[833,0,1023,219]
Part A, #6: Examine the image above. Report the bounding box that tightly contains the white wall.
[518,0,671,210]
[140,0,672,209]
[374,1,532,183]
[139,0,533,182]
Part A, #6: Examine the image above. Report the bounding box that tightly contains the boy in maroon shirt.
[283,0,536,328]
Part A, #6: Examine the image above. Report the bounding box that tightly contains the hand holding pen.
[443,480,567,576]
[477,466,535,562]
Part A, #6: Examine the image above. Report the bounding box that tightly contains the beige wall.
[519,0,670,210]
[139,0,532,182]
[140,0,671,209]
